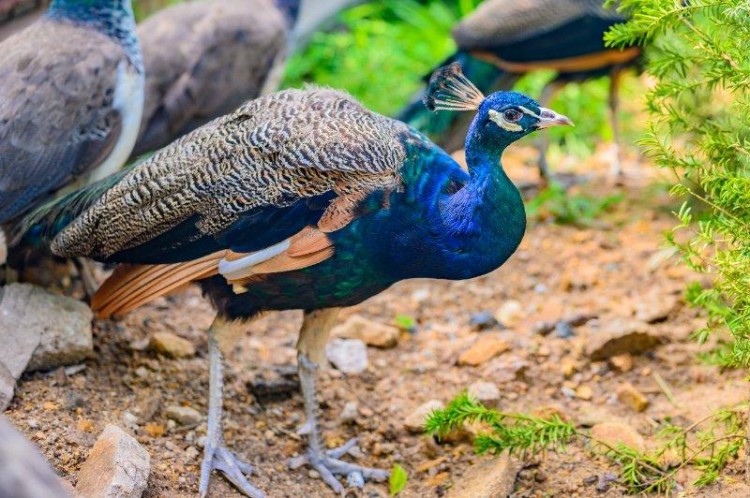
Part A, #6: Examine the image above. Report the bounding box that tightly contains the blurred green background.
[134,0,644,160]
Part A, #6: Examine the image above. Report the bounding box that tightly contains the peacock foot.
[288,438,389,494]
[200,442,265,498]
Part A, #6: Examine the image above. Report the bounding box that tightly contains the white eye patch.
[488,109,523,132]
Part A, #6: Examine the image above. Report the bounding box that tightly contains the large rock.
[332,315,400,349]
[0,363,14,411]
[446,454,519,498]
[0,415,71,498]
[75,425,150,498]
[0,284,93,375]
[585,319,662,361]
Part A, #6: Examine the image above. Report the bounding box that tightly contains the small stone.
[404,400,443,433]
[149,332,196,359]
[144,423,165,438]
[458,335,509,366]
[586,319,662,361]
[339,401,359,424]
[560,358,577,378]
[555,321,575,338]
[134,395,162,423]
[165,405,202,426]
[325,339,368,374]
[65,391,86,411]
[495,300,523,328]
[134,367,149,379]
[596,472,618,493]
[590,422,645,452]
[184,446,200,462]
[609,353,634,373]
[77,419,95,433]
[121,412,138,429]
[469,311,500,331]
[27,418,40,430]
[308,469,320,479]
[576,385,593,401]
[75,425,150,498]
[616,383,649,412]
[445,454,519,498]
[467,381,501,408]
[332,315,400,349]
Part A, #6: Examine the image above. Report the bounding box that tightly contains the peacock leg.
[200,317,265,498]
[289,308,389,493]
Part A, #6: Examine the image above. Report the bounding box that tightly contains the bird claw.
[288,438,389,494]
[200,443,265,498]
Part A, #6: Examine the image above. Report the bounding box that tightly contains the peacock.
[398,0,639,180]
[131,0,300,157]
[0,0,143,225]
[22,64,572,497]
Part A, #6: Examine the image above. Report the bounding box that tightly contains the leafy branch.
[426,392,748,494]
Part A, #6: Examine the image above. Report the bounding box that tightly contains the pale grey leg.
[200,317,265,498]
[288,309,389,493]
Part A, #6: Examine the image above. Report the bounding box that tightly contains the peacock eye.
[504,109,522,122]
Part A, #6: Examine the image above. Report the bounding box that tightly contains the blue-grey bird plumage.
[0,0,143,224]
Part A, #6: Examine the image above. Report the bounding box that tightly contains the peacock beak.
[536,108,574,129]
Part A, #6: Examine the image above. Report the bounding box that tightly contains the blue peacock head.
[423,63,572,149]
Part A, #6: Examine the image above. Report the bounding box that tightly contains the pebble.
[339,401,359,424]
[576,385,593,401]
[458,335,509,366]
[590,422,645,452]
[332,315,400,349]
[404,400,444,433]
[469,311,500,331]
[445,454,519,498]
[165,405,202,426]
[634,293,679,323]
[325,339,368,374]
[467,381,501,408]
[585,319,662,360]
[616,383,649,412]
[121,412,138,429]
[609,353,634,373]
[149,332,196,359]
[75,425,150,498]
[495,300,523,328]
[184,446,200,462]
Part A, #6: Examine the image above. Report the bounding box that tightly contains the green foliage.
[394,314,417,332]
[283,0,481,116]
[389,463,408,496]
[606,0,750,368]
[428,392,747,494]
[525,182,623,227]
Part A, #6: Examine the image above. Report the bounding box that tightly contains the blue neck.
[442,119,526,276]
[46,0,142,72]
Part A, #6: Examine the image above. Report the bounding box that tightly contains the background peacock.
[0,0,143,225]
[22,64,571,496]
[132,0,301,157]
[398,0,639,180]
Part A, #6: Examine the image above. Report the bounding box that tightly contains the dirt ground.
[5,144,750,498]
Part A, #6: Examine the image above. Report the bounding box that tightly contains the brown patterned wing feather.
[52,88,410,261]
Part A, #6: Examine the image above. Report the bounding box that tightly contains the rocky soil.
[4,144,749,497]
